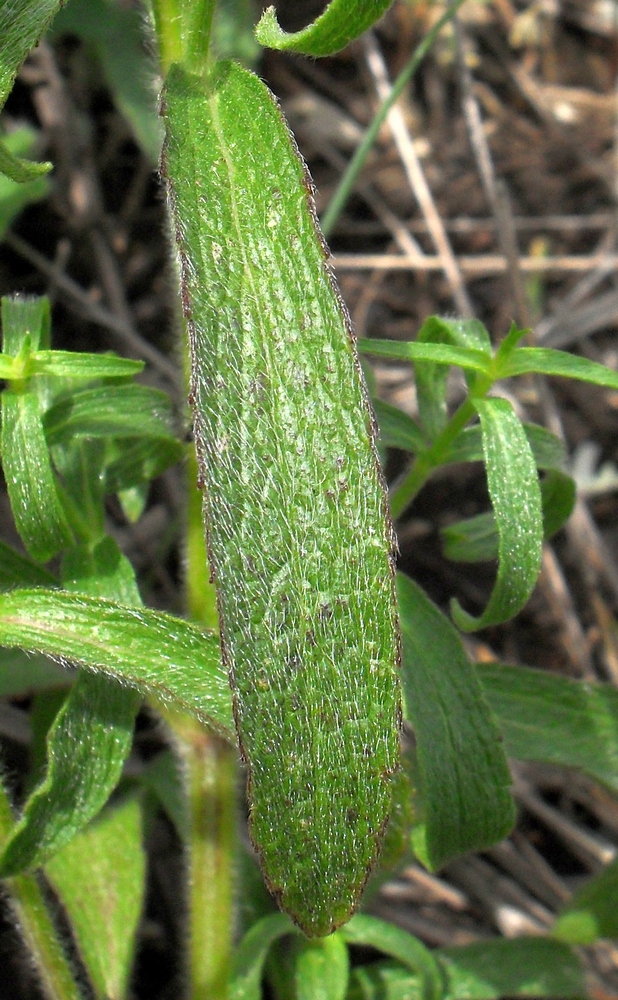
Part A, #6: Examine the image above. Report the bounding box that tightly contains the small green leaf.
[117,483,148,523]
[294,933,349,1000]
[231,913,299,1000]
[0,589,234,737]
[43,384,177,445]
[494,321,529,363]
[31,350,143,378]
[0,129,49,237]
[1,390,74,561]
[373,397,426,455]
[2,294,51,354]
[397,573,514,870]
[478,662,618,793]
[451,397,543,631]
[45,796,146,1000]
[358,338,492,375]
[340,915,444,1000]
[163,61,401,936]
[255,0,396,56]
[0,142,51,183]
[554,857,618,944]
[501,347,618,389]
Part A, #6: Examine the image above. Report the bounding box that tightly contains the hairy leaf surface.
[162,61,401,936]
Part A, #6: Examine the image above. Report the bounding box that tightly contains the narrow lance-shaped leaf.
[1,390,74,562]
[501,346,618,389]
[358,338,492,374]
[397,573,514,870]
[1,294,51,354]
[231,914,299,1000]
[451,397,543,631]
[0,588,234,738]
[31,350,143,379]
[162,61,401,937]
[255,0,396,57]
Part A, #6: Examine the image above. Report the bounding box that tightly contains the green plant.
[0,1,617,998]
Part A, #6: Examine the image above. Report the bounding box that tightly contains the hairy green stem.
[320,0,468,239]
[150,0,185,74]
[187,729,237,1000]
[151,0,216,75]
[0,780,82,1000]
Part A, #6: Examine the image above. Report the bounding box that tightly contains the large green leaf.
[478,662,618,793]
[397,573,514,870]
[0,588,233,737]
[255,0,396,56]
[45,796,146,1000]
[451,397,543,631]
[162,61,400,937]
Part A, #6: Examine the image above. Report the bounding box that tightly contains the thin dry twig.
[361,31,473,316]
